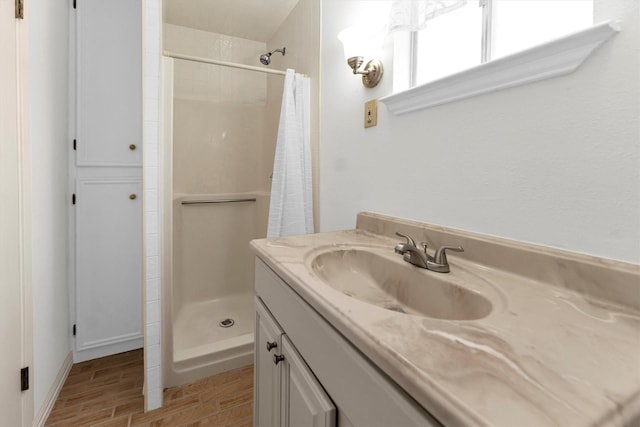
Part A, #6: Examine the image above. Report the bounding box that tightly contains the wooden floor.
[45,349,254,427]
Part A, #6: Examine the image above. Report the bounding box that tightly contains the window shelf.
[380,21,620,115]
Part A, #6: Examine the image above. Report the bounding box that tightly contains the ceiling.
[164,0,300,42]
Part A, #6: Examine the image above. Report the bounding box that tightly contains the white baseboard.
[33,351,73,427]
[73,337,143,363]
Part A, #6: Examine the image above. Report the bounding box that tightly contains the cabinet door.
[75,177,143,360]
[255,298,284,427]
[280,336,336,427]
[76,0,142,166]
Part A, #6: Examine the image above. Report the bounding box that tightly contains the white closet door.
[75,178,143,359]
[73,0,143,362]
[76,0,142,167]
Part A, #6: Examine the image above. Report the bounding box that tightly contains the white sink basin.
[309,247,492,320]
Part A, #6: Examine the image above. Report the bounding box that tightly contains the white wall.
[320,0,640,263]
[143,0,164,411]
[29,0,71,412]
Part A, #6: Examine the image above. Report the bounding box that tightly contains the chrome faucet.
[394,232,463,273]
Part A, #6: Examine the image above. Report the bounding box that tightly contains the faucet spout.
[400,245,430,269]
[394,231,463,273]
[394,232,430,269]
[394,232,416,254]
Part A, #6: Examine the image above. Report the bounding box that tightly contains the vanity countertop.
[250,212,640,427]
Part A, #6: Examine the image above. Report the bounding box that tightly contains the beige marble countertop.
[250,213,640,427]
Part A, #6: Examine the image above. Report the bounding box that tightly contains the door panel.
[73,0,143,362]
[255,298,283,427]
[76,0,142,166]
[281,336,336,427]
[75,177,143,354]
[0,0,31,424]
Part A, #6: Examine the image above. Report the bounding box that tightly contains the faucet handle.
[395,232,416,247]
[419,242,433,261]
[434,246,464,265]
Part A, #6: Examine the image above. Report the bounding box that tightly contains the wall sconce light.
[338,26,384,88]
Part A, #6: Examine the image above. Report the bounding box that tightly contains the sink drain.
[219,318,235,328]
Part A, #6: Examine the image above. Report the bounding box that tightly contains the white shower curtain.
[267,69,314,238]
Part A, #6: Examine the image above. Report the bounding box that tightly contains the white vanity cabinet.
[255,298,336,427]
[280,335,337,427]
[255,299,283,427]
[254,259,440,427]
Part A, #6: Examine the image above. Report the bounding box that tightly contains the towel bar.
[181,198,257,205]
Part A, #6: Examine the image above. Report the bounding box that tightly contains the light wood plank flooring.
[45,349,254,427]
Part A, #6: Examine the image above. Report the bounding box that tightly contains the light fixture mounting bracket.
[361,59,383,88]
[347,56,383,88]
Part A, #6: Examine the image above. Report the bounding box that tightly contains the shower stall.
[161,25,283,387]
[160,0,319,389]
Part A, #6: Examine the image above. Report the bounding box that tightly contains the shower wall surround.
[164,24,267,106]
[144,0,320,410]
[165,24,267,387]
[172,99,265,194]
[165,24,268,195]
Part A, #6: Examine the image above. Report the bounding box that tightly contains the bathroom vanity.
[254,259,438,427]
[251,212,640,427]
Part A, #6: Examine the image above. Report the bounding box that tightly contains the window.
[381,0,617,115]
[412,0,593,87]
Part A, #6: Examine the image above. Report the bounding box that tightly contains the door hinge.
[72,193,76,205]
[20,367,29,391]
[73,139,76,151]
[15,0,24,19]
[72,324,76,336]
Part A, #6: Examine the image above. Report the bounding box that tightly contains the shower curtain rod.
[164,50,289,76]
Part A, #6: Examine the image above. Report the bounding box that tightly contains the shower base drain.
[219,318,235,328]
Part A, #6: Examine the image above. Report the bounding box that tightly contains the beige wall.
[164,24,267,104]
[172,99,266,195]
[165,24,269,195]
[165,0,321,225]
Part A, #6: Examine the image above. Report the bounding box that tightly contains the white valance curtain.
[388,0,468,32]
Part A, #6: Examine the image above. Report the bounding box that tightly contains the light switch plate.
[364,99,378,128]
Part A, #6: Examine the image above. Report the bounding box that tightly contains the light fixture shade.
[337,25,386,88]
[338,27,366,60]
[337,26,385,61]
